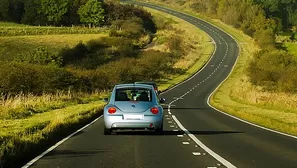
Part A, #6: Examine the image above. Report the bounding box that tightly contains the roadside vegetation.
[143,0,297,136]
[0,1,213,167]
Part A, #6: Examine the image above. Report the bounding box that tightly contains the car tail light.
[108,107,116,114]
[150,107,158,114]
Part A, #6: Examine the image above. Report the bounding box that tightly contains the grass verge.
[0,100,106,167]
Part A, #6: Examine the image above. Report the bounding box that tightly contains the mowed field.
[0,25,108,60]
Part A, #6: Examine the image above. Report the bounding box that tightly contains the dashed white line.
[182,142,190,145]
[172,115,236,168]
[192,152,201,156]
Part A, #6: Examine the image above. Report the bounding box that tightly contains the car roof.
[134,82,157,87]
[115,83,154,89]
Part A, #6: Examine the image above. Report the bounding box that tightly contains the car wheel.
[155,122,163,134]
[104,127,112,135]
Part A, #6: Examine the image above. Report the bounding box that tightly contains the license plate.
[123,114,144,120]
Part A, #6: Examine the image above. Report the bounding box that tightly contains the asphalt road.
[23,1,297,168]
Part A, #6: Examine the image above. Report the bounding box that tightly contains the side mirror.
[103,98,109,102]
[159,98,166,103]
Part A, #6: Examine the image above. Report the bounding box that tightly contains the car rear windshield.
[115,87,152,102]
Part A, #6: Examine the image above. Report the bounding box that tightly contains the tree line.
[0,0,155,31]
[253,0,297,31]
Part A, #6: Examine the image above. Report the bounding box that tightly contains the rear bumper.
[104,115,163,129]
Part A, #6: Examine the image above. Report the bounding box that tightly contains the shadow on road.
[162,107,209,110]
[110,130,243,136]
[45,149,108,159]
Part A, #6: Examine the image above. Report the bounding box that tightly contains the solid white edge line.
[22,115,103,168]
[172,115,236,168]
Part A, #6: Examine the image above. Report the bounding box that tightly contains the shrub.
[253,29,276,48]
[248,49,295,91]
[0,62,79,94]
[278,66,297,92]
[15,47,62,66]
[60,42,88,66]
[0,62,40,94]
[153,16,173,30]
[166,35,183,52]
[103,3,156,33]
[137,50,172,80]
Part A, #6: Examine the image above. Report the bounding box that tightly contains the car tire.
[104,127,112,135]
[155,122,163,134]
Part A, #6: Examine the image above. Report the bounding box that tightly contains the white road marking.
[168,121,173,123]
[173,129,179,131]
[172,115,236,168]
[182,142,190,145]
[170,125,175,128]
[192,152,201,156]
[22,115,103,168]
[177,135,183,137]
[168,112,172,115]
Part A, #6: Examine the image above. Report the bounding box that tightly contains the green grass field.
[0,34,108,60]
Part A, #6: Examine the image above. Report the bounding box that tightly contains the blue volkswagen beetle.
[103,83,166,135]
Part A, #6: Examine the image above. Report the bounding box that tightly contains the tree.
[0,0,24,22]
[22,0,47,25]
[78,0,105,28]
[40,0,70,25]
[0,0,10,20]
[253,0,297,29]
[63,0,88,25]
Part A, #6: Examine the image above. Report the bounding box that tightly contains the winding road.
[23,1,297,168]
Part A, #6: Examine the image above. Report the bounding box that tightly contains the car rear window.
[115,87,152,102]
